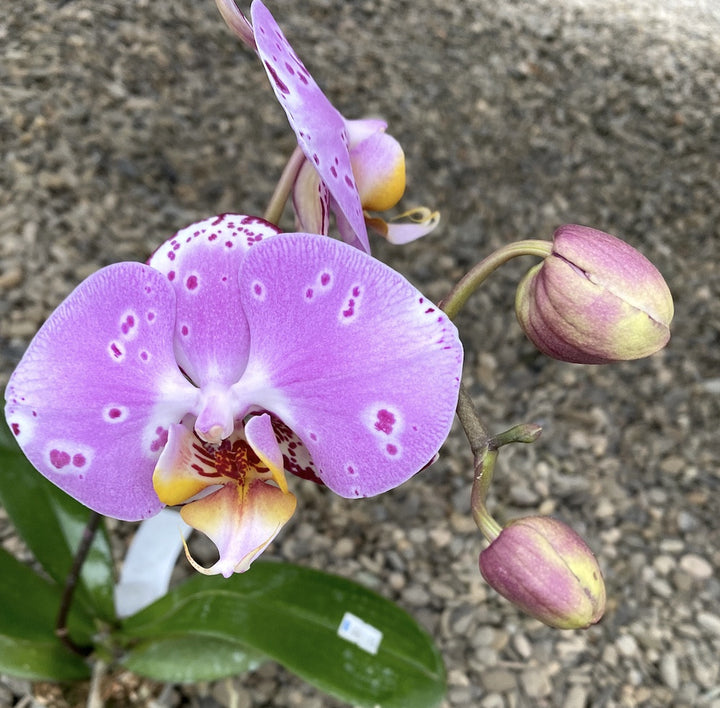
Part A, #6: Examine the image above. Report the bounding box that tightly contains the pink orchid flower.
[5,215,462,576]
[248,0,439,252]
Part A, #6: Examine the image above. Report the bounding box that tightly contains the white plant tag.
[337,611,383,655]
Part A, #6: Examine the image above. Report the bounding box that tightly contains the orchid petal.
[153,423,219,507]
[244,413,287,492]
[147,214,280,388]
[350,131,406,212]
[345,118,388,148]
[4,264,198,520]
[251,0,370,253]
[272,417,322,485]
[233,233,463,498]
[292,159,330,235]
[367,207,441,245]
[181,480,297,576]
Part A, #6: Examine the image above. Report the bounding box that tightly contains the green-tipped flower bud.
[478,516,606,629]
[515,225,673,364]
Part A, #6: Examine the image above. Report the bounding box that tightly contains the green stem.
[55,511,102,657]
[439,239,552,320]
[455,384,489,457]
[471,447,502,541]
[263,146,306,226]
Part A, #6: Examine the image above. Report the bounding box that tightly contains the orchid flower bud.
[515,225,673,363]
[478,516,605,629]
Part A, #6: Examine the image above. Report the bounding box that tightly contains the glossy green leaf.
[0,418,116,621]
[120,561,445,707]
[123,635,265,682]
[0,548,92,680]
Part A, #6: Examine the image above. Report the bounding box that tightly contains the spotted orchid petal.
[181,480,297,577]
[232,233,463,497]
[292,159,330,235]
[4,264,198,520]
[250,0,369,253]
[148,214,280,389]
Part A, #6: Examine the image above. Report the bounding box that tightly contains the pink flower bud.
[515,225,673,363]
[479,516,606,629]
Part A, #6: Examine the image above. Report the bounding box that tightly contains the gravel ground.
[1,0,719,706]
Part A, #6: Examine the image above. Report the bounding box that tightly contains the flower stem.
[55,511,102,657]
[439,239,552,320]
[263,146,306,226]
[471,447,502,541]
[458,384,543,543]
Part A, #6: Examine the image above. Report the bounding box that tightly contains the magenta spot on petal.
[181,325,189,336]
[344,175,354,188]
[320,272,330,286]
[108,408,122,419]
[374,409,396,435]
[264,61,289,94]
[146,311,155,322]
[72,454,86,468]
[313,153,320,165]
[186,274,198,290]
[168,251,175,261]
[11,423,20,436]
[150,427,168,452]
[306,288,313,299]
[386,444,398,456]
[209,232,218,241]
[352,285,361,297]
[225,240,233,248]
[347,465,356,476]
[310,432,318,441]
[50,449,71,469]
[110,343,122,359]
[330,165,338,178]
[168,271,176,281]
[140,350,149,361]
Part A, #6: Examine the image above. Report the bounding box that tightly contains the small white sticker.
[337,612,383,655]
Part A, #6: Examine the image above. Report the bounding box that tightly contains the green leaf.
[0,548,92,680]
[0,417,116,621]
[123,635,265,682]
[119,561,445,707]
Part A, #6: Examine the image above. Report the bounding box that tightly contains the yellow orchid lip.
[181,480,297,577]
[152,414,297,576]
